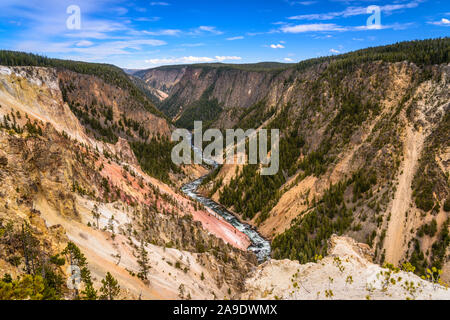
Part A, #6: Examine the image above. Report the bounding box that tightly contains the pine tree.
[81,282,98,300]
[137,240,150,280]
[99,272,120,300]
[108,216,115,240]
[62,242,94,298]
[0,274,45,300]
[92,205,100,228]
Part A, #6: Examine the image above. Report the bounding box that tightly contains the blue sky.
[0,0,448,69]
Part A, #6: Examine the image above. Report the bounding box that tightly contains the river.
[181,134,271,263]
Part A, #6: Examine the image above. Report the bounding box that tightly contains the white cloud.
[62,31,107,40]
[284,57,294,62]
[428,18,450,26]
[195,26,224,35]
[145,57,214,64]
[142,26,224,37]
[354,22,414,31]
[286,1,317,5]
[183,26,224,36]
[145,56,242,65]
[280,22,413,34]
[356,24,383,30]
[181,43,205,47]
[330,48,340,54]
[150,2,170,6]
[281,23,346,33]
[215,56,242,62]
[246,31,266,36]
[270,44,285,49]
[227,36,244,40]
[135,17,161,22]
[113,7,128,15]
[16,39,167,57]
[143,29,181,36]
[0,0,173,66]
[76,40,94,47]
[313,34,333,39]
[288,1,421,20]
[298,1,317,5]
[61,19,133,40]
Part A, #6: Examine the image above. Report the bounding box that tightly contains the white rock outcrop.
[243,235,450,300]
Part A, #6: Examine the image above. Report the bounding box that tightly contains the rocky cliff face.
[135,39,450,283]
[134,66,187,98]
[137,64,293,126]
[58,69,171,142]
[0,64,255,299]
[165,67,280,115]
[0,66,90,144]
[214,60,448,277]
[0,39,449,300]
[242,235,450,300]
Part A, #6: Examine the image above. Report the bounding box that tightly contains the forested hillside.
[0,51,187,185]
[0,56,255,300]
[147,38,450,281]
[0,51,164,117]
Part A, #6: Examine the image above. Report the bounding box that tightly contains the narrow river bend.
[181,176,271,262]
[180,134,271,262]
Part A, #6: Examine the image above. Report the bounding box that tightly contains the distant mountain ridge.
[133,38,449,128]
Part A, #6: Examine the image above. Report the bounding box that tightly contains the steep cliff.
[136,39,450,281]
[136,64,290,129]
[134,65,187,96]
[0,39,449,300]
[0,62,256,300]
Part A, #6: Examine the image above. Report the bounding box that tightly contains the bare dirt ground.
[98,159,250,250]
[35,195,240,300]
[257,175,317,238]
[384,125,424,265]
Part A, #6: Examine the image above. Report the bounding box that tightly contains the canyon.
[0,39,449,300]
